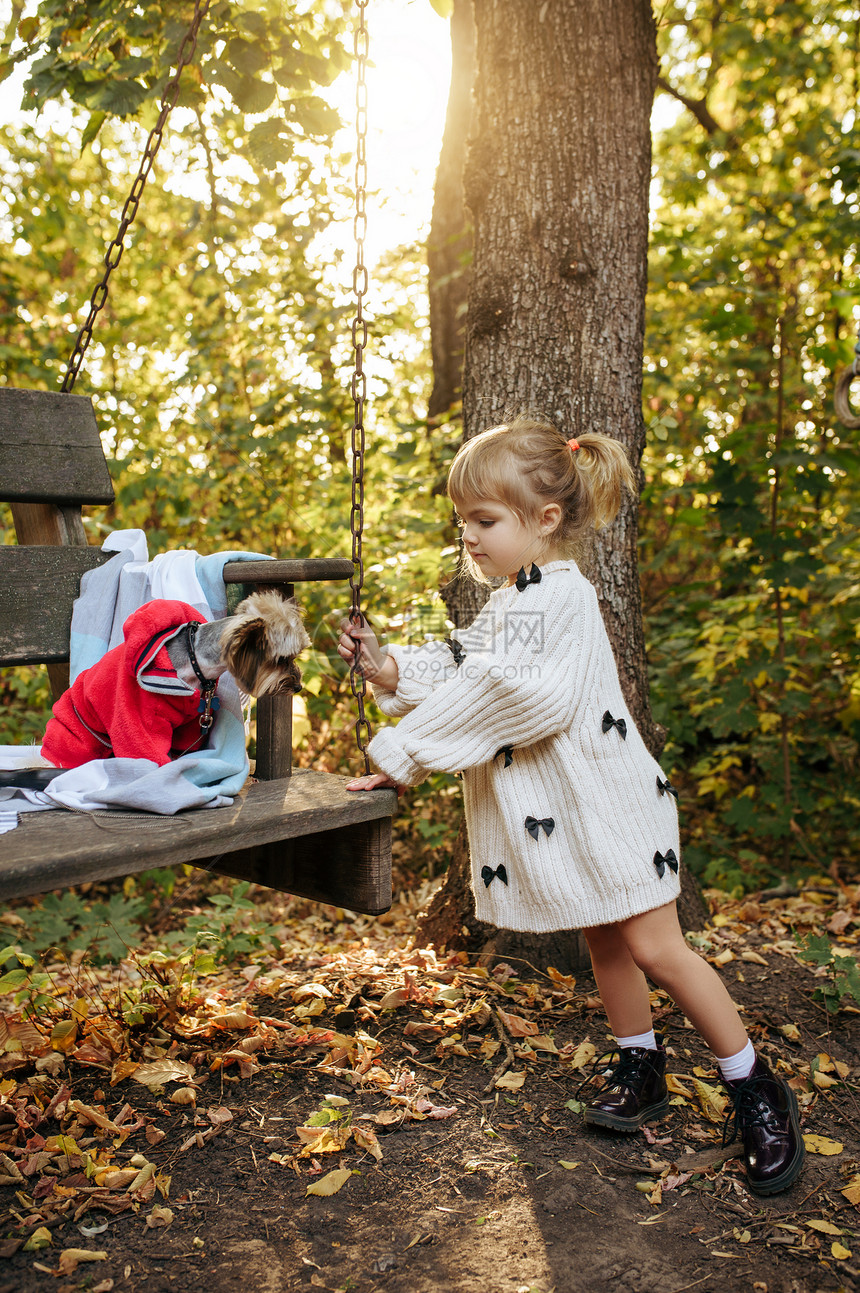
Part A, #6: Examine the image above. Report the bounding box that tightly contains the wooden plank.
[0,388,114,505]
[249,582,294,780]
[209,816,392,915]
[223,558,354,584]
[7,506,90,697]
[0,770,397,901]
[0,546,112,664]
[255,693,293,781]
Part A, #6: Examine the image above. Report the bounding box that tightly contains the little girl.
[338,415,804,1198]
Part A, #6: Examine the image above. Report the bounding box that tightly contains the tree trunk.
[427,0,475,426]
[417,0,707,964]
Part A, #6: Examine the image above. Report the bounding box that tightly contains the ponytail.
[569,430,637,532]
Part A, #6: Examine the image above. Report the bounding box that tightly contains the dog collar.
[185,622,219,732]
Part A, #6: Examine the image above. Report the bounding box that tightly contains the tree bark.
[417,0,707,963]
[427,0,475,426]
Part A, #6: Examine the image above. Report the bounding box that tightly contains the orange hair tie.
[567,438,580,452]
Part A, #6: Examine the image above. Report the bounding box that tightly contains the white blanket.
[0,531,270,832]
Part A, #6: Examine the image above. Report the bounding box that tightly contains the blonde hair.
[447,415,636,574]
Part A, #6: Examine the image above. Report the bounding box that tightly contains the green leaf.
[247,118,292,171]
[0,968,29,993]
[226,37,269,79]
[91,78,150,117]
[81,110,107,150]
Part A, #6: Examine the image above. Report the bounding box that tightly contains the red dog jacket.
[42,600,208,769]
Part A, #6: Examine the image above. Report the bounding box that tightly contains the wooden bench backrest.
[0,546,112,666]
[0,387,116,694]
[0,388,114,507]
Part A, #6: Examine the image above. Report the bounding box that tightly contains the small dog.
[38,590,310,770]
[167,590,311,698]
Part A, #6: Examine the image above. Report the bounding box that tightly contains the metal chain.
[61,0,211,393]
[348,0,372,772]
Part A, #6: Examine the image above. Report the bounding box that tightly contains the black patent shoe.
[722,1056,805,1196]
[580,1044,670,1133]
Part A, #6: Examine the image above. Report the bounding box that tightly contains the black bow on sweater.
[494,745,514,768]
[602,710,627,739]
[656,776,679,801]
[444,637,466,666]
[481,864,508,888]
[515,563,542,592]
[653,849,679,878]
[525,816,555,840]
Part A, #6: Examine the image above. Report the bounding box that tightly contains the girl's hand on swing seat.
[346,771,407,795]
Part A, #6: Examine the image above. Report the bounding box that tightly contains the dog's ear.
[220,615,267,695]
[220,591,310,696]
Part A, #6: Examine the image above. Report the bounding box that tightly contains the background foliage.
[0,0,857,893]
[643,0,860,891]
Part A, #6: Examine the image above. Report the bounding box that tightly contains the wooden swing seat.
[0,387,396,913]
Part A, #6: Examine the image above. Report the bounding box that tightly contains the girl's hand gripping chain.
[337,614,395,686]
[337,615,405,794]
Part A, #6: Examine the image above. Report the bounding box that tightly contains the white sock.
[616,1029,657,1051]
[716,1039,756,1082]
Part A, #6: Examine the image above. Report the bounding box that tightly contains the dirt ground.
[1,882,859,1293]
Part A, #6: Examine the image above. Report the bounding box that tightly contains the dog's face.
[220,591,311,697]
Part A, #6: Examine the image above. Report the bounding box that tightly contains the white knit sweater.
[368,560,681,934]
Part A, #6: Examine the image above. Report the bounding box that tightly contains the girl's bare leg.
[583,923,654,1039]
[618,902,748,1057]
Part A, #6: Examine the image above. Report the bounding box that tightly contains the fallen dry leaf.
[292,984,332,1003]
[296,1126,352,1156]
[145,1205,174,1229]
[528,1034,559,1054]
[133,1059,195,1088]
[807,1219,844,1236]
[803,1134,844,1156]
[169,1088,197,1106]
[98,1169,137,1190]
[665,1073,692,1097]
[50,1019,78,1053]
[413,1098,458,1119]
[567,1041,596,1070]
[58,1248,107,1275]
[110,1058,139,1086]
[691,1078,727,1123]
[352,1126,383,1161]
[126,1161,156,1193]
[494,1070,526,1091]
[306,1168,352,1197]
[69,1100,123,1134]
[496,1009,538,1038]
[35,1053,65,1077]
[23,1225,51,1252]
